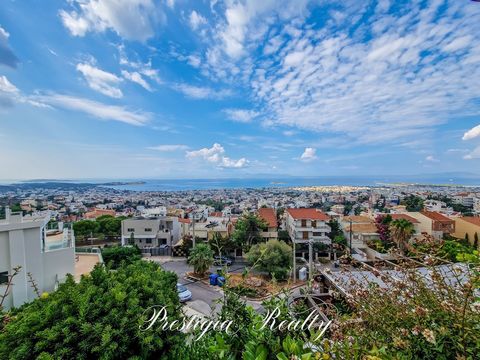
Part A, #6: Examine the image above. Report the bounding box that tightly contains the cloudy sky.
[1,0,480,180]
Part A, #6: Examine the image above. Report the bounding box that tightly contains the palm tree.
[187,243,214,276]
[390,219,415,253]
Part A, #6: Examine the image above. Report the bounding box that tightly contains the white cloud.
[0,75,19,107]
[166,0,175,9]
[425,155,439,162]
[223,108,258,123]
[187,55,201,68]
[283,130,296,136]
[201,0,480,147]
[121,70,153,91]
[173,83,232,99]
[189,10,207,30]
[34,94,150,126]
[464,146,480,160]
[186,143,248,168]
[0,26,19,68]
[147,144,188,151]
[77,63,123,98]
[216,0,309,58]
[59,0,164,42]
[300,147,317,162]
[462,124,480,141]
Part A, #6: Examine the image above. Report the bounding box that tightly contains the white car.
[177,283,192,302]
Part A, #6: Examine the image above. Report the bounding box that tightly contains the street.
[150,257,264,316]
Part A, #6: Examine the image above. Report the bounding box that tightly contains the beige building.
[406,211,455,239]
[452,217,480,246]
[121,217,180,248]
[257,208,278,241]
[342,216,379,249]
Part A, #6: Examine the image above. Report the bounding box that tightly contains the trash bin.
[299,267,307,281]
[217,276,226,287]
[209,273,219,286]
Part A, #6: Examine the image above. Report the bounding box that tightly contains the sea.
[100,175,480,192]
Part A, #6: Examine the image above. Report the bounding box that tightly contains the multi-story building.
[0,208,75,309]
[286,208,331,244]
[407,211,455,239]
[341,216,379,249]
[452,217,480,246]
[257,208,278,241]
[121,217,180,248]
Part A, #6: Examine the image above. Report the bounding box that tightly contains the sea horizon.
[3,174,480,191]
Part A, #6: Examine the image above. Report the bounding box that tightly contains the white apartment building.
[0,208,75,309]
[286,208,331,244]
[474,198,480,214]
[121,217,180,248]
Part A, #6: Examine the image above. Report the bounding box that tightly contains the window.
[303,231,308,240]
[127,228,135,232]
[0,271,8,285]
[145,228,152,232]
[311,220,317,228]
[313,232,322,236]
[146,238,152,244]
[301,219,307,227]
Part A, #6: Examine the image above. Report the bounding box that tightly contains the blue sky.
[1,0,480,180]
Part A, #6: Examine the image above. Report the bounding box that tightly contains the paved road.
[152,257,264,315]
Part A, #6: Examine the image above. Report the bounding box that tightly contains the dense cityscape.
[2,0,480,358]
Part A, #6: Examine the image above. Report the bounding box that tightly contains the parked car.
[177,283,192,302]
[213,256,233,266]
[159,244,170,249]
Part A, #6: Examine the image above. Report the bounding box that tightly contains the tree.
[101,245,141,269]
[390,218,415,253]
[72,220,100,239]
[0,261,183,359]
[208,232,234,258]
[246,239,292,280]
[402,195,424,211]
[187,243,214,276]
[232,214,267,250]
[278,230,290,242]
[375,214,393,245]
[474,232,479,249]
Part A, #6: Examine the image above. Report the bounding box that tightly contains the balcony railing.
[44,229,75,252]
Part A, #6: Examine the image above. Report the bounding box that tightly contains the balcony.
[293,225,331,232]
[44,229,75,252]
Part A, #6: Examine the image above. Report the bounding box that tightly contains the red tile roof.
[209,212,223,217]
[258,208,277,228]
[178,217,191,224]
[391,214,420,224]
[460,217,480,227]
[286,208,329,221]
[420,211,453,223]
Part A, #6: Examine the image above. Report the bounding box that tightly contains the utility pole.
[349,219,353,254]
[293,239,296,282]
[308,239,313,280]
[192,215,196,248]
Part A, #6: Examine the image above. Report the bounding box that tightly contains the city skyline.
[1,0,480,180]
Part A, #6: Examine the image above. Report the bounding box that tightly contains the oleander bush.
[0,261,182,360]
[101,245,142,269]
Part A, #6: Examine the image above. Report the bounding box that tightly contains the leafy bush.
[0,261,182,360]
[101,245,141,269]
[246,239,292,280]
